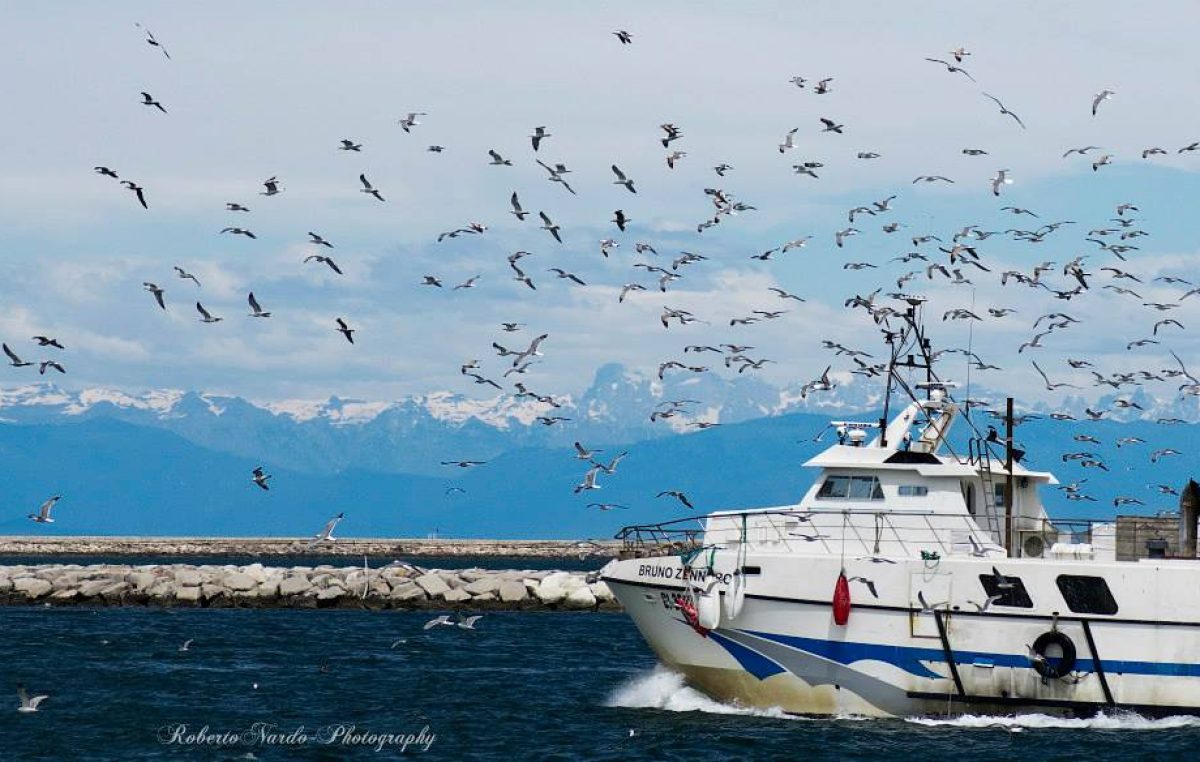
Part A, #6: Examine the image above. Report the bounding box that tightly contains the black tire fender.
[1031,630,1077,680]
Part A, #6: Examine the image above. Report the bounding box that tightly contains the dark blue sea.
[3,607,1199,760]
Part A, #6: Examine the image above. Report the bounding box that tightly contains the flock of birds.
[8,22,1200,534]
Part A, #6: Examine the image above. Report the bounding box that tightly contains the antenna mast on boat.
[879,296,936,448]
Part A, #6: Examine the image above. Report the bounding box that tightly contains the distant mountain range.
[0,365,1195,539]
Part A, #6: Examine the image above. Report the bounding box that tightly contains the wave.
[605,666,793,719]
[907,711,1200,731]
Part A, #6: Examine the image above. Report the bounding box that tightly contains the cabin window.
[1056,575,1118,615]
[993,484,1006,505]
[977,573,1033,608]
[817,476,883,500]
[898,485,928,497]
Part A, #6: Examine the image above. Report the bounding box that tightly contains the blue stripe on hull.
[706,630,787,680]
[740,630,1200,680]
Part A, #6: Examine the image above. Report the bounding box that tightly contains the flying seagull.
[261,176,283,196]
[195,302,222,323]
[488,149,513,166]
[38,361,65,375]
[335,318,355,344]
[143,282,166,309]
[613,30,633,44]
[3,344,32,368]
[140,91,167,113]
[121,180,148,209]
[398,112,426,132]
[135,22,170,59]
[307,232,333,247]
[174,266,200,287]
[611,165,636,193]
[982,92,1026,129]
[32,336,64,349]
[251,467,272,490]
[509,192,529,221]
[359,174,385,201]
[539,211,562,243]
[338,139,362,152]
[27,495,60,524]
[530,126,551,151]
[304,255,343,275]
[1092,89,1115,116]
[424,615,454,630]
[16,684,48,713]
[247,292,271,318]
[308,512,344,547]
[657,491,694,510]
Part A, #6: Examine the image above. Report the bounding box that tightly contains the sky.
[2,1,1199,411]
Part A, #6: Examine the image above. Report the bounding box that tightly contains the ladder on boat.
[969,437,1004,544]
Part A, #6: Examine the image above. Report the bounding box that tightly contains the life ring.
[1030,630,1077,679]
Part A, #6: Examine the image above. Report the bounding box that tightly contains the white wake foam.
[907,711,1200,731]
[605,666,792,719]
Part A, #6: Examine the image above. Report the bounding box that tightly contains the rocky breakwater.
[0,563,618,611]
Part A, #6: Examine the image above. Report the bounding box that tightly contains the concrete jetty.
[0,536,619,559]
[0,563,619,610]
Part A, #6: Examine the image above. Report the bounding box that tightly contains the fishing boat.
[601,295,1200,717]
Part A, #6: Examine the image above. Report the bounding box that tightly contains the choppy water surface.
[1,607,1197,760]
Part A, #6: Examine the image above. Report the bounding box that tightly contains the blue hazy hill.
[0,407,1196,539]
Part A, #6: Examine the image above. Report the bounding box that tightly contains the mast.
[1004,396,1015,556]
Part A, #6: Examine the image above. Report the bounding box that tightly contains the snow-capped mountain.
[0,363,1191,478]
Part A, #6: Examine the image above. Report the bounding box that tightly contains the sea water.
[1,607,1197,760]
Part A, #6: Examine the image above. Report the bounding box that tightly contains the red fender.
[678,596,710,637]
[833,571,851,626]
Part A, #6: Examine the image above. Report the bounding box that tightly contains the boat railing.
[614,515,707,559]
[616,508,1120,560]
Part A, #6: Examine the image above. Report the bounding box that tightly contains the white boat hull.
[604,553,1200,718]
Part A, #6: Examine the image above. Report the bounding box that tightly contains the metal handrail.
[615,508,1121,559]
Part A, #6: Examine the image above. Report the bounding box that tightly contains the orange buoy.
[833,571,851,625]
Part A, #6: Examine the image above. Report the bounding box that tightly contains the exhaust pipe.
[1180,479,1200,559]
